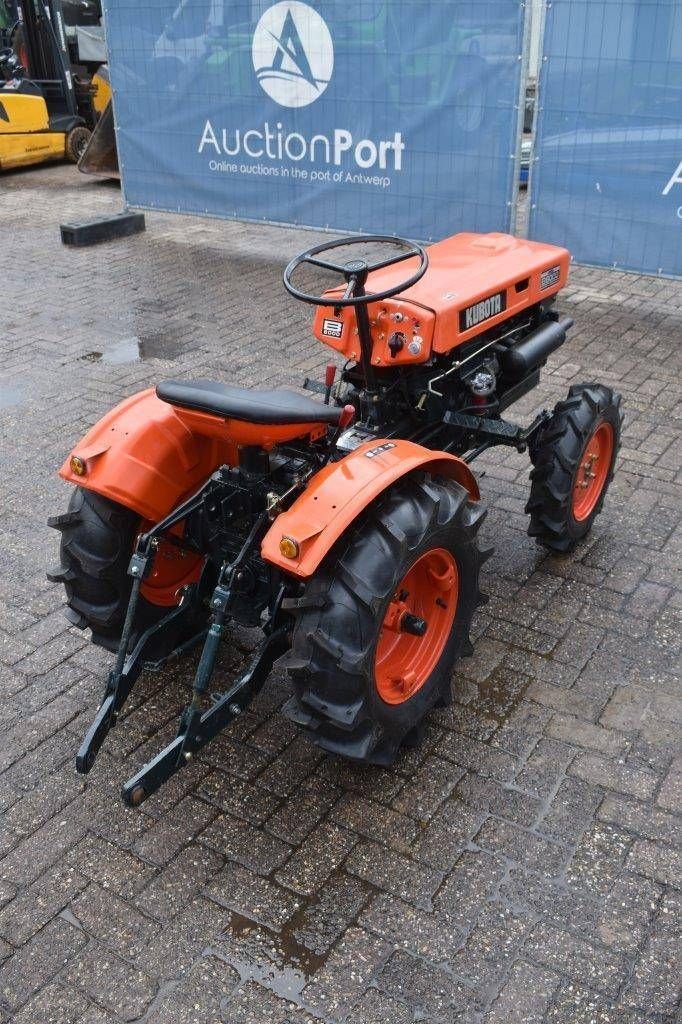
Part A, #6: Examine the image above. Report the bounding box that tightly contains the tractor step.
[444,409,552,452]
[444,410,525,440]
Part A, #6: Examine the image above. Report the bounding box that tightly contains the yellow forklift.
[0,0,110,170]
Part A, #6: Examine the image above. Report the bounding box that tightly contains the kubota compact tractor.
[49,233,622,806]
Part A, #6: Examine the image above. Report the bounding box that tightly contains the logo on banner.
[252,2,334,108]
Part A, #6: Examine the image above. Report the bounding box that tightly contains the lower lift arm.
[76,468,297,806]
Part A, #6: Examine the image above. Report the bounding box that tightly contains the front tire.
[286,474,489,765]
[526,383,623,552]
[65,126,91,163]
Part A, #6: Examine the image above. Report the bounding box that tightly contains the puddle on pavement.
[79,338,138,365]
[468,665,530,725]
[79,327,193,365]
[138,328,192,361]
[102,337,141,364]
[216,911,329,1000]
[0,385,23,411]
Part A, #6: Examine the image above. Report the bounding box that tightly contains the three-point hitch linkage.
[72,471,292,806]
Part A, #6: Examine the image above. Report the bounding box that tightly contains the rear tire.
[526,383,623,552]
[48,488,139,650]
[286,474,489,765]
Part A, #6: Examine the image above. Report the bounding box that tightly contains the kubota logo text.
[252,2,334,108]
[459,292,506,332]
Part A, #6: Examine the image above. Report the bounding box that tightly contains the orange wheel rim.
[375,548,459,705]
[572,422,614,522]
[137,521,204,607]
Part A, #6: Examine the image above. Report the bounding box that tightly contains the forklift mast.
[17,0,77,115]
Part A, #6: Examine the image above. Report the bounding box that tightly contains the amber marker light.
[279,536,300,559]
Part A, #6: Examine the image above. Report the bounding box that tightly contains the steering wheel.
[283,234,428,307]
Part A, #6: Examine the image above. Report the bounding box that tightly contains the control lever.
[324,363,336,404]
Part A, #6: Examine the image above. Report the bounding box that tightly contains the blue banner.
[103,0,525,239]
[529,0,682,277]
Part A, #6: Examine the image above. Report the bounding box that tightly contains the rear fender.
[261,439,480,578]
[59,389,236,521]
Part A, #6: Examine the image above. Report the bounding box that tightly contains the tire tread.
[286,474,487,764]
[526,383,622,552]
[48,488,138,647]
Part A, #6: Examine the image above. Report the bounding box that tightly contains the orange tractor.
[49,233,622,805]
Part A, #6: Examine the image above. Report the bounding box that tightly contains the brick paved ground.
[0,163,680,1024]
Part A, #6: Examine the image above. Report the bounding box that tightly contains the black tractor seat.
[156,379,344,426]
